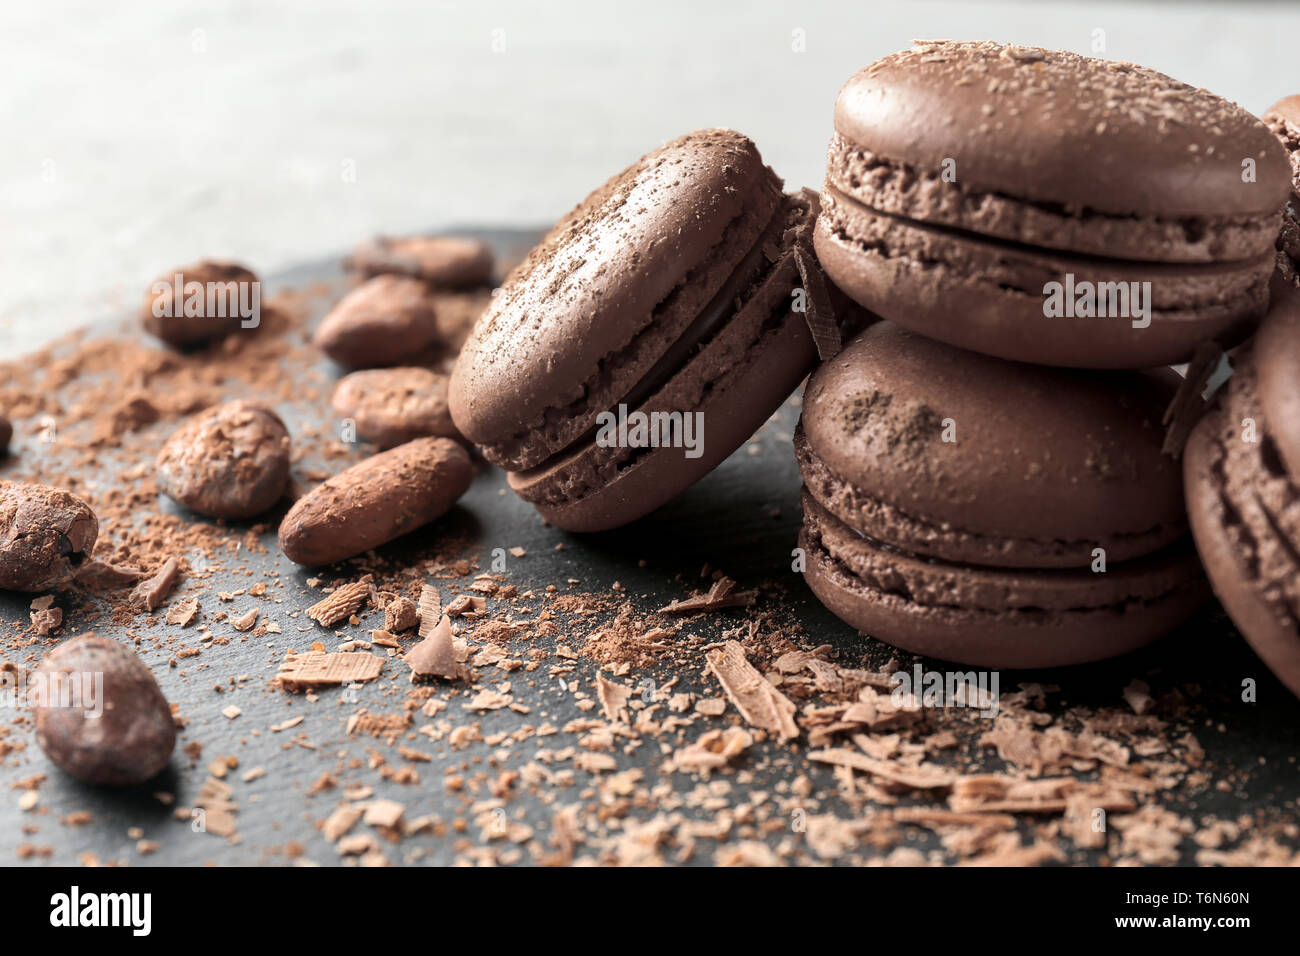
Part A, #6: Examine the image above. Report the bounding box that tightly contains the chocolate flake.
[596,674,632,723]
[416,584,442,637]
[277,650,384,691]
[76,559,147,590]
[1161,341,1223,458]
[132,557,181,612]
[792,244,841,361]
[405,615,470,681]
[306,580,371,628]
[658,576,756,615]
[705,641,799,741]
[165,598,200,627]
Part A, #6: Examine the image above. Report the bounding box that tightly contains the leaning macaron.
[1184,285,1300,698]
[450,129,846,532]
[796,322,1208,668]
[816,41,1291,368]
[1263,95,1300,286]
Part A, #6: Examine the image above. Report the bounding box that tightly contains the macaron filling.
[827,133,1280,264]
[802,490,1203,618]
[819,183,1275,319]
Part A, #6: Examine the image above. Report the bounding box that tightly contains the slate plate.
[1,229,1297,867]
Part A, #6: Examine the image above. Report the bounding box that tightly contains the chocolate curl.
[788,188,842,361]
[793,245,841,361]
[1161,341,1226,458]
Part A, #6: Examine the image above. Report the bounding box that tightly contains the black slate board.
[1,229,1297,867]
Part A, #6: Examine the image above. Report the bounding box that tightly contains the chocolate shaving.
[132,557,181,612]
[230,608,258,632]
[76,559,146,590]
[277,650,384,691]
[1161,342,1224,458]
[322,805,362,843]
[194,776,238,838]
[810,748,955,790]
[792,244,841,361]
[305,580,371,628]
[165,597,199,627]
[416,584,442,637]
[405,615,469,681]
[705,640,798,741]
[658,576,755,615]
[948,775,1137,815]
[674,727,753,773]
[596,674,632,723]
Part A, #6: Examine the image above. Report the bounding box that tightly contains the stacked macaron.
[814,41,1290,368]
[798,41,1296,669]
[1263,95,1300,285]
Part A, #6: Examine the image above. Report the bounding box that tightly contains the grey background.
[3,0,1298,356]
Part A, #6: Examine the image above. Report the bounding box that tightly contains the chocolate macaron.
[1184,285,1300,698]
[450,129,843,531]
[796,323,1208,668]
[816,41,1291,368]
[1263,95,1300,286]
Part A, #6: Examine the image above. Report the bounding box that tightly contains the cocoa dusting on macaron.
[1185,285,1300,699]
[795,323,1208,668]
[815,41,1291,368]
[331,367,459,448]
[314,274,443,368]
[451,128,855,532]
[156,400,292,520]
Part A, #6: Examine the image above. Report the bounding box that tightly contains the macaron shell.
[1185,403,1300,699]
[1254,278,1300,478]
[795,427,1185,569]
[510,296,816,531]
[805,491,1201,613]
[1263,95,1300,197]
[800,522,1208,669]
[449,129,783,471]
[814,187,1273,368]
[799,322,1185,551]
[833,42,1291,224]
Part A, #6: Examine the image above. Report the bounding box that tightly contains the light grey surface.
[3,0,1298,355]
